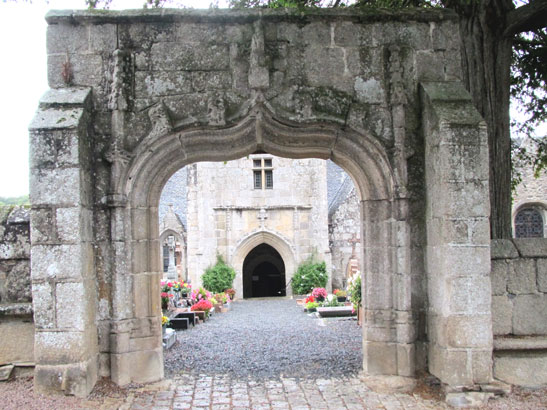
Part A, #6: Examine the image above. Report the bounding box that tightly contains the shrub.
[348,271,362,306]
[201,255,236,293]
[291,258,328,295]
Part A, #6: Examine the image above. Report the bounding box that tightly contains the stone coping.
[491,238,547,259]
[45,7,457,25]
[494,336,547,351]
[0,303,33,317]
[317,306,355,317]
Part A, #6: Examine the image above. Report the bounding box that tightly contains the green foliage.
[201,255,236,293]
[0,195,29,206]
[291,258,328,295]
[306,301,319,309]
[348,272,361,306]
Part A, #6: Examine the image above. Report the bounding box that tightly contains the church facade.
[159,156,362,297]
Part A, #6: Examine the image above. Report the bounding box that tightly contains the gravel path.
[164,297,362,379]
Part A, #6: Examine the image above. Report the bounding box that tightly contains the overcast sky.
[0,0,544,197]
[0,0,219,197]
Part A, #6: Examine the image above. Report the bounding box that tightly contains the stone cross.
[167,235,177,280]
[349,234,360,257]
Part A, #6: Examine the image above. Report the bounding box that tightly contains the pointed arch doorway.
[243,243,286,298]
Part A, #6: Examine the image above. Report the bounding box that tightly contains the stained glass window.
[515,208,544,238]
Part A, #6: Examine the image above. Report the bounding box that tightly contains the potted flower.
[209,297,222,313]
[311,287,327,302]
[161,291,173,311]
[161,315,170,336]
[334,289,347,302]
[305,301,319,313]
[191,299,213,318]
[190,287,210,304]
[225,288,236,301]
[180,281,191,298]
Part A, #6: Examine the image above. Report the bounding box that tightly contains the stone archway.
[29,9,494,397]
[118,104,405,386]
[242,243,286,298]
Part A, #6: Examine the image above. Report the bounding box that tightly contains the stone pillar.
[362,199,397,375]
[29,88,99,396]
[421,82,493,388]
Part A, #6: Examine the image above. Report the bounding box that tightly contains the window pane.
[265,170,273,189]
[515,208,544,238]
[253,159,261,168]
[264,159,272,167]
[254,170,262,189]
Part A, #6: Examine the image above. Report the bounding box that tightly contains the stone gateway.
[29,8,494,397]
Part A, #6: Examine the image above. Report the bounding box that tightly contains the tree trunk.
[455,0,514,238]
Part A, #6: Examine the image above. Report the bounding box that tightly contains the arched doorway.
[119,105,407,385]
[243,244,286,298]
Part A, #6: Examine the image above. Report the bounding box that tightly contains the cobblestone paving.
[129,298,450,409]
[124,374,448,410]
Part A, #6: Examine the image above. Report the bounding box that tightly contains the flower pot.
[337,296,347,302]
[307,307,317,313]
[316,296,325,302]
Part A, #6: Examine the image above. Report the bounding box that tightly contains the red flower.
[167,282,173,287]
[161,292,168,298]
[305,295,315,304]
[191,300,213,313]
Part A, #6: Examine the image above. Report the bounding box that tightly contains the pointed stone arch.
[111,104,408,386]
[231,230,296,297]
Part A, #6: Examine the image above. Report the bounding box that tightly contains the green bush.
[201,255,236,293]
[291,258,328,295]
[348,272,361,306]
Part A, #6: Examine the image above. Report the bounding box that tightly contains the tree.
[440,0,547,238]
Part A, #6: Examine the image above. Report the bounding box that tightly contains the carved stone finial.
[108,49,132,111]
[249,20,269,90]
[148,101,173,139]
[207,93,226,126]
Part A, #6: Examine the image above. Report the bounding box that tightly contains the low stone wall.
[491,238,547,387]
[0,206,34,371]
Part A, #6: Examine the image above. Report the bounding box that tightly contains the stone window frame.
[513,204,546,238]
[252,156,274,190]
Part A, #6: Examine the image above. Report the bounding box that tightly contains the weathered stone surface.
[507,258,536,294]
[0,319,35,365]
[490,259,508,296]
[538,258,547,292]
[512,294,547,335]
[0,207,31,305]
[491,239,519,259]
[491,296,513,336]
[494,352,547,387]
[513,238,547,257]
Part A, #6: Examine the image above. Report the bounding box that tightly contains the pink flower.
[312,288,327,298]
